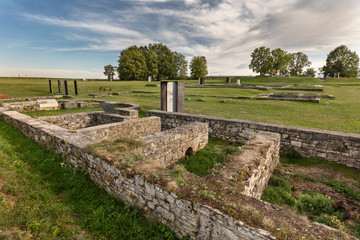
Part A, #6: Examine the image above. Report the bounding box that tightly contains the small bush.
[286,149,302,160]
[319,179,360,201]
[262,187,295,206]
[261,176,295,206]
[293,193,335,217]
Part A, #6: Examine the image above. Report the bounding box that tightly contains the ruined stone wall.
[39,112,127,130]
[0,109,276,240]
[78,117,162,141]
[147,110,360,169]
[115,109,138,120]
[1,100,141,113]
[137,122,208,167]
[1,101,45,111]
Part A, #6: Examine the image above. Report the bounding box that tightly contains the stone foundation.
[39,112,128,130]
[217,131,280,199]
[1,100,141,113]
[147,110,360,169]
[78,117,161,141]
[0,109,277,239]
[0,107,352,239]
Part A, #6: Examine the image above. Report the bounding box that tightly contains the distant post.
[199,78,205,85]
[57,80,61,93]
[74,81,78,95]
[63,80,68,96]
[49,80,53,93]
[226,77,231,83]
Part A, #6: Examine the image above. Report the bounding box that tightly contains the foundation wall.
[0,109,276,240]
[78,117,162,141]
[147,110,360,169]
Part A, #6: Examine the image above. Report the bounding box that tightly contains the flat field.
[0,76,359,134]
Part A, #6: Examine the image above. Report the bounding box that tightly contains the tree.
[103,65,115,81]
[271,48,292,75]
[322,45,359,78]
[289,52,311,76]
[117,45,147,80]
[173,51,188,79]
[190,56,208,79]
[249,46,273,75]
[148,43,175,80]
[304,68,316,77]
[139,46,158,80]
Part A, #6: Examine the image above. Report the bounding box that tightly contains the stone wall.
[0,109,277,240]
[1,100,141,113]
[147,110,360,169]
[115,109,138,120]
[1,101,47,112]
[78,117,162,141]
[39,112,127,130]
[217,131,280,199]
[137,122,208,167]
[0,95,63,102]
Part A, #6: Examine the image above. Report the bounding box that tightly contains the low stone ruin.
[257,93,335,103]
[0,102,354,240]
[258,93,321,102]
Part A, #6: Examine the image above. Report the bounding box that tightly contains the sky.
[0,0,360,79]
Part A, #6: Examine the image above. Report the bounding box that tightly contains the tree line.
[105,44,359,80]
[249,45,359,78]
[104,43,208,81]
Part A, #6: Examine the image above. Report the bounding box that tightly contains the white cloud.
[16,0,360,76]
[0,66,105,79]
[21,13,143,37]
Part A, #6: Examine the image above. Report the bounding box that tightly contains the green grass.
[262,154,360,238]
[0,119,180,240]
[282,151,360,182]
[180,137,242,177]
[1,76,359,134]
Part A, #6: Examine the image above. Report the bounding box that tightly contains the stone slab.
[100,102,117,114]
[37,99,58,110]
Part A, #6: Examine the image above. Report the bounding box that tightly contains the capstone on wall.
[137,122,208,167]
[147,110,360,169]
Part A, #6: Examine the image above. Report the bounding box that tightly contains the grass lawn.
[0,119,180,240]
[261,153,360,238]
[1,76,359,133]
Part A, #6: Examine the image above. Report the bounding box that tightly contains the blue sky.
[1,0,360,78]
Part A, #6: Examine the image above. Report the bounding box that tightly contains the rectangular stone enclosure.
[39,112,128,130]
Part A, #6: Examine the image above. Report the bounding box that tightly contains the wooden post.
[64,80,68,96]
[161,81,167,111]
[177,81,185,113]
[58,80,61,93]
[49,80,53,93]
[74,81,78,95]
